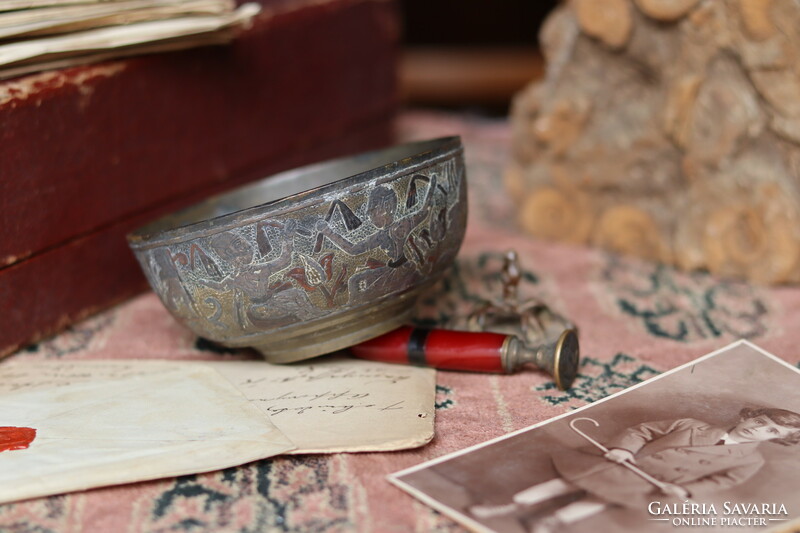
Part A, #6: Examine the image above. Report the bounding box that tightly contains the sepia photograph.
[391,342,800,533]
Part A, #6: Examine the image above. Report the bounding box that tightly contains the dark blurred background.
[399,0,558,115]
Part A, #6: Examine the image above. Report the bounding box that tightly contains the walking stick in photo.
[569,417,692,500]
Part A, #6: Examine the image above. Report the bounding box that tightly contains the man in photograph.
[469,406,800,532]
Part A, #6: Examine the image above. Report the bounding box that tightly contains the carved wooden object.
[510,0,800,284]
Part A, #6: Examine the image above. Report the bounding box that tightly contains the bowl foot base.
[246,292,422,363]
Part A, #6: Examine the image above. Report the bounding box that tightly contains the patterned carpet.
[2,110,799,532]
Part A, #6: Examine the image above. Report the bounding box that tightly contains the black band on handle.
[407,328,431,366]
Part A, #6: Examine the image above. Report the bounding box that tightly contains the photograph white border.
[388,340,800,533]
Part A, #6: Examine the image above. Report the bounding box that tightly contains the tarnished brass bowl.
[128,137,467,362]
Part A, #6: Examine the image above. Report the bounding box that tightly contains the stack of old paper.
[0,0,260,79]
[0,357,435,504]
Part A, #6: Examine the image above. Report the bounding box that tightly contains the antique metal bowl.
[128,137,467,362]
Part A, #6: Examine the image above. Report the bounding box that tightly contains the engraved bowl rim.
[125,136,467,362]
[127,136,463,249]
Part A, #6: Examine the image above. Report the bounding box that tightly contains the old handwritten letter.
[0,360,294,504]
[207,356,437,454]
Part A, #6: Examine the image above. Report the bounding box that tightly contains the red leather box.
[0,0,399,357]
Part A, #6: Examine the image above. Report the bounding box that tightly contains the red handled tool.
[349,327,580,390]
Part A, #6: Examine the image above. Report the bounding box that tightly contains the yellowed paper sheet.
[206,356,437,454]
[0,3,258,68]
[0,0,192,12]
[0,0,109,11]
[0,31,231,79]
[0,360,295,505]
[0,0,234,40]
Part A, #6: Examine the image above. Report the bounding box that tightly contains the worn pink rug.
[2,110,799,532]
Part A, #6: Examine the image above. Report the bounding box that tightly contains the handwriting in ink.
[246,367,412,386]
[258,390,371,402]
[263,400,406,417]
